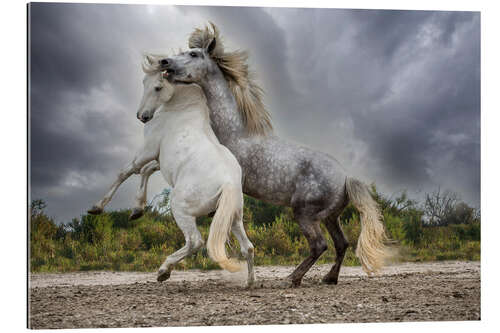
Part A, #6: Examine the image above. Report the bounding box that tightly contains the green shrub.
[383,213,405,241]
[244,195,287,225]
[402,214,424,245]
[30,212,58,241]
[450,223,481,241]
[29,191,481,273]
[109,210,134,229]
[137,219,169,250]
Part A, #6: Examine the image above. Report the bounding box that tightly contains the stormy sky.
[29,3,480,223]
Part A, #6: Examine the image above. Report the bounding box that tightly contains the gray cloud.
[29,4,480,222]
[265,8,480,203]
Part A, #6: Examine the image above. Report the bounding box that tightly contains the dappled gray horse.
[157,23,388,287]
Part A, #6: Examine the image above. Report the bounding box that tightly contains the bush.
[109,210,134,229]
[119,230,143,251]
[29,188,481,273]
[30,212,58,242]
[248,217,294,255]
[383,214,405,241]
[402,214,424,245]
[450,223,480,241]
[244,195,287,225]
[137,219,169,250]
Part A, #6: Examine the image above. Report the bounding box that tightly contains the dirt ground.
[29,261,480,329]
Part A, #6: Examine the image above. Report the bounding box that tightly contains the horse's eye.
[155,86,163,92]
[189,51,198,58]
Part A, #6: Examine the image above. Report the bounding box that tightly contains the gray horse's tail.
[207,183,243,273]
[346,177,388,274]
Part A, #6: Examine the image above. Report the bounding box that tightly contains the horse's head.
[159,38,218,85]
[137,55,176,123]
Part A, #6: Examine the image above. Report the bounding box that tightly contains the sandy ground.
[29,261,480,328]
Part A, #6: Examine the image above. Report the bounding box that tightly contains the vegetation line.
[29,186,480,273]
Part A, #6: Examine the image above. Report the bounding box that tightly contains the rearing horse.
[89,54,256,286]
[158,23,388,287]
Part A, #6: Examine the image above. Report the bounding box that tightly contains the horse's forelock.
[188,22,224,58]
[141,54,165,74]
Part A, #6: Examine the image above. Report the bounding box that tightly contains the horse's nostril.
[160,59,169,66]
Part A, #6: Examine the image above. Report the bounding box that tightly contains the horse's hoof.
[321,277,338,284]
[276,277,296,288]
[284,273,302,288]
[129,208,144,221]
[321,275,339,285]
[157,268,171,282]
[87,206,103,215]
[246,278,256,289]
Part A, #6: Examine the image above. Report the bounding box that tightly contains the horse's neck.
[163,85,206,112]
[200,71,246,144]
[157,89,216,144]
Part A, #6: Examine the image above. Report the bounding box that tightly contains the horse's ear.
[207,38,216,55]
[145,54,154,65]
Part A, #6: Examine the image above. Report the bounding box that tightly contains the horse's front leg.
[129,160,161,220]
[87,150,157,215]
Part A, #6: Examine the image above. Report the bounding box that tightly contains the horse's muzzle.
[160,58,173,69]
[138,110,153,123]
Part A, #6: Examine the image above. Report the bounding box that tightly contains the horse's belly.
[240,155,297,206]
[169,160,239,216]
[243,177,293,206]
[159,139,241,213]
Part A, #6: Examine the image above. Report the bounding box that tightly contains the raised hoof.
[129,208,144,221]
[157,268,171,282]
[321,276,339,285]
[87,206,103,215]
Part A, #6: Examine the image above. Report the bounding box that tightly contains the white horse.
[88,55,255,286]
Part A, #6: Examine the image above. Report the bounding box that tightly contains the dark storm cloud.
[29,4,480,222]
[29,3,203,221]
[345,10,480,199]
[260,8,480,203]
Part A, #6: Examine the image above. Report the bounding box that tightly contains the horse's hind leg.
[157,211,203,282]
[322,214,349,285]
[231,217,255,287]
[130,160,160,220]
[288,216,327,287]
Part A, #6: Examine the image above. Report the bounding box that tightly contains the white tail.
[346,178,388,274]
[206,183,243,272]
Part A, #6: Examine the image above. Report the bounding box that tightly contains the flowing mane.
[188,22,273,136]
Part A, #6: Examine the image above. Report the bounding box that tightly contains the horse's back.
[235,135,347,211]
